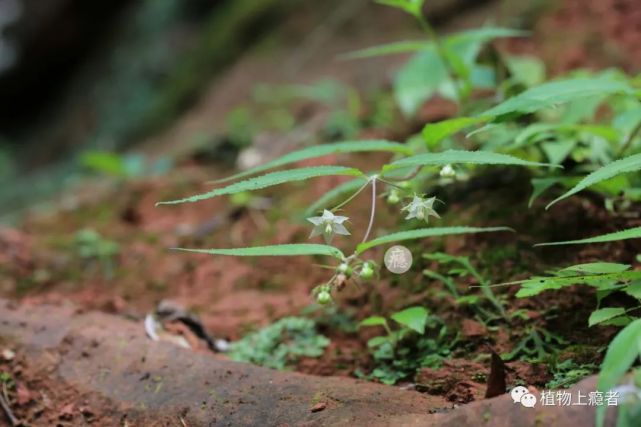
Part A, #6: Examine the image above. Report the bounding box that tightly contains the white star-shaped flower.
[401,195,440,224]
[307,209,350,243]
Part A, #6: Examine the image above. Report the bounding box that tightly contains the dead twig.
[0,382,19,427]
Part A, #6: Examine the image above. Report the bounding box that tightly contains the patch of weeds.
[502,327,567,362]
[74,228,120,279]
[228,317,329,370]
[357,307,458,384]
[0,371,14,389]
[546,358,596,389]
[423,252,506,322]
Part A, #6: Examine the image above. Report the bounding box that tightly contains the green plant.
[154,3,641,416]
[228,317,329,370]
[423,252,505,321]
[74,229,120,279]
[159,139,535,305]
[358,306,456,384]
[508,262,641,327]
[502,327,567,362]
[546,359,597,389]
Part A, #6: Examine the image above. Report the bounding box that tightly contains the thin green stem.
[376,177,406,189]
[361,177,378,243]
[330,180,369,212]
[618,119,641,157]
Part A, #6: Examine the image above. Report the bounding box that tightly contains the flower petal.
[307,217,323,225]
[333,224,351,236]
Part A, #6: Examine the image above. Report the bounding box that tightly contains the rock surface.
[0,300,619,426]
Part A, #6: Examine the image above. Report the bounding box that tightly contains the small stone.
[310,402,327,413]
[1,348,15,361]
[59,403,75,420]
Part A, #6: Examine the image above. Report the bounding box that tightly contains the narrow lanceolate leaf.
[341,40,431,60]
[547,153,641,208]
[157,166,363,205]
[383,150,557,172]
[536,227,641,247]
[422,117,488,148]
[214,140,411,183]
[356,226,512,254]
[445,27,529,46]
[513,270,641,298]
[302,177,368,218]
[341,27,527,60]
[172,244,345,260]
[596,319,641,427]
[480,77,634,120]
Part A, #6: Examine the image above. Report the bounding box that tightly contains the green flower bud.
[360,262,374,280]
[317,291,332,305]
[387,190,400,205]
[337,263,352,276]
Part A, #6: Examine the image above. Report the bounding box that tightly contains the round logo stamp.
[384,245,412,274]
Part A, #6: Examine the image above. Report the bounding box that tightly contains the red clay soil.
[505,0,641,74]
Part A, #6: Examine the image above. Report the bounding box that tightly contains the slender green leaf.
[559,263,630,275]
[391,306,429,334]
[514,270,641,298]
[383,150,558,172]
[596,319,641,427]
[342,28,527,60]
[481,77,635,120]
[547,153,641,208]
[157,166,363,205]
[536,227,641,247]
[341,40,430,60]
[359,316,388,328]
[422,117,487,148]
[445,27,529,47]
[172,244,345,259]
[356,226,512,254]
[215,140,410,183]
[589,307,627,327]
